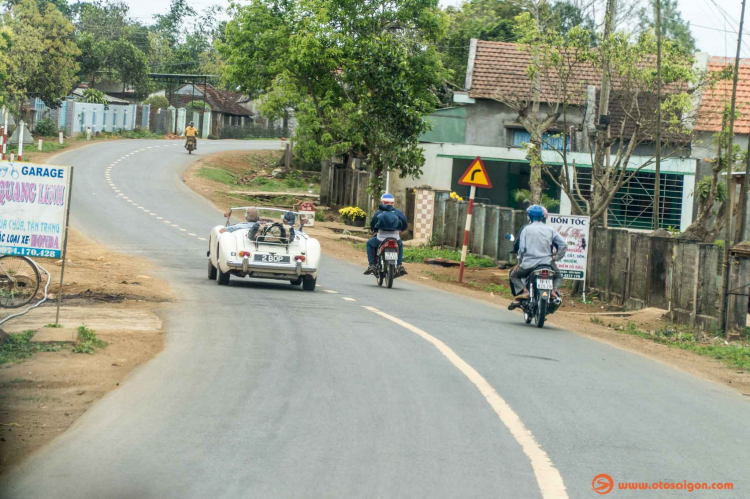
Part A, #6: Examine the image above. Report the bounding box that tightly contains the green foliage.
[220,124,289,140]
[34,117,59,137]
[143,95,170,109]
[483,283,514,298]
[694,176,727,203]
[314,210,325,222]
[402,246,495,268]
[220,0,448,196]
[184,101,210,113]
[2,0,80,111]
[45,323,63,328]
[511,188,560,210]
[78,88,108,106]
[0,330,63,366]
[619,322,750,371]
[73,325,107,354]
[197,167,235,185]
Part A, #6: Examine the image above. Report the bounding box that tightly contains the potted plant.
[338,206,367,226]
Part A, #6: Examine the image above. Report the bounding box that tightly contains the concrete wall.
[65,102,138,136]
[464,99,585,148]
[586,227,736,331]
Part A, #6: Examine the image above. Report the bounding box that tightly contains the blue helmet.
[527,204,545,222]
[381,193,395,205]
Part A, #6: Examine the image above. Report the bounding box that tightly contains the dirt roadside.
[184,149,750,397]
[0,229,173,475]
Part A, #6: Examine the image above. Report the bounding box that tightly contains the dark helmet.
[283,211,296,225]
[527,204,545,222]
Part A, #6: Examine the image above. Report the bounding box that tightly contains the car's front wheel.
[208,259,217,280]
[302,275,316,291]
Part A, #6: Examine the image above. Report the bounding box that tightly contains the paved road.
[1,140,748,498]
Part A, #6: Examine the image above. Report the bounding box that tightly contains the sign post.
[55,167,74,324]
[457,156,492,283]
[295,201,316,227]
[548,214,590,300]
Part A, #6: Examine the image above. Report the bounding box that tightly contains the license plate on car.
[537,279,553,289]
[254,254,290,264]
[384,252,398,261]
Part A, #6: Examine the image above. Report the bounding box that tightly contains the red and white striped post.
[458,184,477,283]
[456,156,492,283]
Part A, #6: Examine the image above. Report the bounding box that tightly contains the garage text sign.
[549,214,590,281]
[0,162,71,258]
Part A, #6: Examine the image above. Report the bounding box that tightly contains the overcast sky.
[117,0,750,59]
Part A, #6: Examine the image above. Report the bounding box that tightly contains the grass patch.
[0,330,63,366]
[590,316,604,325]
[618,322,750,371]
[75,129,162,141]
[73,325,107,355]
[198,167,236,185]
[484,283,514,298]
[6,141,69,155]
[422,270,457,283]
[403,247,495,268]
[45,323,63,328]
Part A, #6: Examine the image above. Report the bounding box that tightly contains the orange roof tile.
[695,57,750,133]
[468,40,600,104]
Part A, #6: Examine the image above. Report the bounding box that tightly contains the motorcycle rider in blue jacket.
[364,193,408,276]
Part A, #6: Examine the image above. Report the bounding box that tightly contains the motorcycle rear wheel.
[386,263,394,288]
[376,259,384,287]
[535,299,547,328]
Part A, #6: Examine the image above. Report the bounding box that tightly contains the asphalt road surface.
[1,140,748,498]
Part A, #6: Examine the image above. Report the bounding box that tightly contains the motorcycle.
[375,238,400,288]
[186,136,196,154]
[519,266,561,328]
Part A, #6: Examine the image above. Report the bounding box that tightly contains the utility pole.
[719,0,746,334]
[653,0,662,231]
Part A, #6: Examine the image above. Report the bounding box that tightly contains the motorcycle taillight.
[383,240,398,249]
[541,270,549,278]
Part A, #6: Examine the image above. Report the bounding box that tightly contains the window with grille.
[512,130,570,151]
[572,167,684,230]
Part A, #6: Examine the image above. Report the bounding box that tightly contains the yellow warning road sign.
[458,156,492,188]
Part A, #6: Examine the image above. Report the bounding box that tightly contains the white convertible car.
[207,207,321,291]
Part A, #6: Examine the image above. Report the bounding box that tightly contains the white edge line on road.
[362,306,569,499]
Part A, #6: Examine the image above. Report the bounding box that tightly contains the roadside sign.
[296,201,316,227]
[458,156,492,188]
[549,214,590,281]
[0,161,72,258]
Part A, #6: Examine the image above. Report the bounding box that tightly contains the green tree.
[2,0,80,111]
[638,0,696,54]
[152,0,195,48]
[143,95,169,109]
[220,0,448,195]
[77,88,108,105]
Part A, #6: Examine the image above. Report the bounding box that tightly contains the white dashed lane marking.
[323,290,338,294]
[342,297,356,302]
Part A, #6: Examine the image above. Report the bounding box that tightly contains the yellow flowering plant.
[449,191,463,202]
[338,206,367,222]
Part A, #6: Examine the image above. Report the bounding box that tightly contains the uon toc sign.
[0,162,72,258]
[549,214,590,280]
[296,201,316,227]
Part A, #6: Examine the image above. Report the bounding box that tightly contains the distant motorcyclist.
[185,121,198,150]
[508,205,567,310]
[511,206,564,300]
[364,193,408,276]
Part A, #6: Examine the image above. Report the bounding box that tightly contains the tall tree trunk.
[529,139,544,204]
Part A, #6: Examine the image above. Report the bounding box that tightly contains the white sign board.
[297,201,316,227]
[549,214,590,280]
[0,162,71,258]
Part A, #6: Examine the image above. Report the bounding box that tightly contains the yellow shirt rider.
[185,122,198,150]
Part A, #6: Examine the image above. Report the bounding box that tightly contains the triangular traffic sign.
[458,156,492,188]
